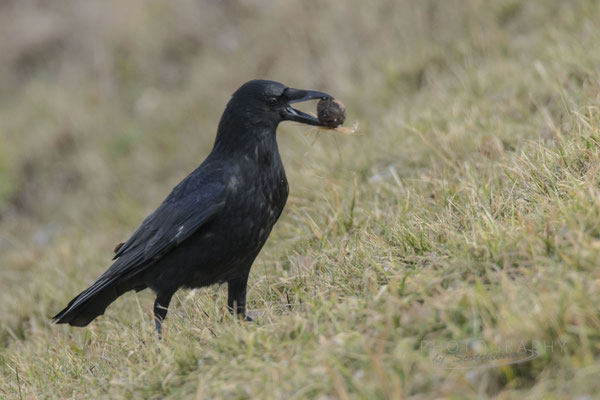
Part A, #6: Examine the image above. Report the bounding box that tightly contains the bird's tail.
[53,278,138,327]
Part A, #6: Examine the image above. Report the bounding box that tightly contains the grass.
[1,0,600,398]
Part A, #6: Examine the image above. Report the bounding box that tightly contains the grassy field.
[1,0,600,398]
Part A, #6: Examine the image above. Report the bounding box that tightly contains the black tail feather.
[53,280,141,327]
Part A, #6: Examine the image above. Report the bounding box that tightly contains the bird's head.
[225,80,334,128]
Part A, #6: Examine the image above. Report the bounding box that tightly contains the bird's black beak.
[281,88,333,126]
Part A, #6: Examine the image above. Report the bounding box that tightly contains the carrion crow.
[53,80,334,338]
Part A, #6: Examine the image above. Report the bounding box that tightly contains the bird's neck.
[212,110,280,159]
[212,132,281,170]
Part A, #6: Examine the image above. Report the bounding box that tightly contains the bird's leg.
[153,293,173,340]
[227,276,253,321]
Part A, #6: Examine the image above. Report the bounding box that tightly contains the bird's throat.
[213,123,279,161]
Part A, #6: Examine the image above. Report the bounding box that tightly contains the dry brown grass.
[1,0,600,398]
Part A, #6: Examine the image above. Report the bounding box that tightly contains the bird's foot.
[241,313,253,322]
[228,306,254,322]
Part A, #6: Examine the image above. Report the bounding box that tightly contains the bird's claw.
[241,314,253,322]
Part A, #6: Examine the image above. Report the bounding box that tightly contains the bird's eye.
[267,97,278,106]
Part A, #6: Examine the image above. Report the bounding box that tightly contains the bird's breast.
[221,158,288,254]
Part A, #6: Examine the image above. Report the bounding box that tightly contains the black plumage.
[53,80,333,338]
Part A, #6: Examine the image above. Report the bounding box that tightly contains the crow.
[53,80,333,338]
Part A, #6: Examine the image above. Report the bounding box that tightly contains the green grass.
[1,0,600,398]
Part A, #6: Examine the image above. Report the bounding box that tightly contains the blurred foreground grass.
[1,0,600,398]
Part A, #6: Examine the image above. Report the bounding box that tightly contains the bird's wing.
[112,180,226,270]
[53,178,227,321]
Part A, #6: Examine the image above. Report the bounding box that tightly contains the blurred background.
[0,0,493,306]
[1,0,568,230]
[2,0,600,398]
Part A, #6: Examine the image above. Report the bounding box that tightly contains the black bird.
[53,80,333,338]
